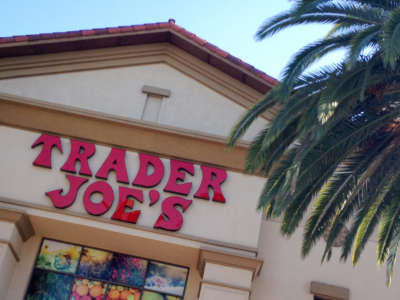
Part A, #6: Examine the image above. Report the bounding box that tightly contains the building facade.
[0,20,398,300]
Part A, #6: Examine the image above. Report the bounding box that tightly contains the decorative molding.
[142,85,171,98]
[0,208,34,242]
[0,196,259,255]
[198,248,263,280]
[0,43,277,120]
[310,281,349,300]
[0,239,20,262]
[0,92,255,172]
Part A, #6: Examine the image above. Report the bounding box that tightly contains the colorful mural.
[26,269,74,300]
[77,248,113,280]
[26,239,187,300]
[36,240,82,273]
[70,278,107,300]
[144,262,188,296]
[110,254,147,287]
[106,285,140,300]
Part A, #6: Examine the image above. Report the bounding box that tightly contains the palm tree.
[228,0,400,285]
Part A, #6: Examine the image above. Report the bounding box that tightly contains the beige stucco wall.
[5,235,39,300]
[253,219,400,300]
[0,243,17,297]
[0,126,264,249]
[0,63,267,142]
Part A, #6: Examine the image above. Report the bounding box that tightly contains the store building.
[0,20,399,300]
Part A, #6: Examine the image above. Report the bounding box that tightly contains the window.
[25,238,189,300]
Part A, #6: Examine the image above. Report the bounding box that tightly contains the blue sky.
[1,0,342,79]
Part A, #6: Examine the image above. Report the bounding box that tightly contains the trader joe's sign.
[31,133,227,232]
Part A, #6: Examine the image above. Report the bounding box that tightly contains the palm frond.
[386,228,400,285]
[382,8,400,68]
[230,0,400,285]
[227,90,277,147]
[377,192,400,265]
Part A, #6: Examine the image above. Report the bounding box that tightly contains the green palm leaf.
[228,0,400,284]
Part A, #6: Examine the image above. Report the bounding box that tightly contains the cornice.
[0,43,277,120]
[0,92,253,172]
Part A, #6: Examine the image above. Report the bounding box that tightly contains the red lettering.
[132,153,164,187]
[164,160,194,195]
[83,181,114,215]
[194,165,227,203]
[61,139,95,176]
[154,196,192,231]
[111,187,143,223]
[96,148,129,183]
[46,175,88,208]
[31,134,63,168]
[149,190,160,206]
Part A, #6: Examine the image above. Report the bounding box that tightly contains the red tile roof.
[0,20,278,93]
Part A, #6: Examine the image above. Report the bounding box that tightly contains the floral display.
[106,284,140,300]
[110,253,147,287]
[26,268,74,300]
[26,239,187,300]
[36,240,82,273]
[77,248,113,280]
[70,278,107,300]
[144,262,188,296]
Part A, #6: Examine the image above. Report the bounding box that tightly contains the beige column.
[197,249,263,300]
[0,209,34,299]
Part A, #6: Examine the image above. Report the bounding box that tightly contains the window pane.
[106,284,141,300]
[144,262,188,296]
[70,278,107,300]
[26,269,74,300]
[142,291,180,300]
[77,248,113,281]
[36,240,82,274]
[109,253,148,287]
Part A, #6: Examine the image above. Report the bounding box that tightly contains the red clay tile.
[240,61,254,71]
[178,28,192,38]
[107,27,121,34]
[171,24,184,33]
[144,23,159,30]
[211,46,229,58]
[13,35,29,42]
[158,22,170,29]
[82,29,96,36]
[118,26,133,33]
[204,42,217,50]
[51,32,66,38]
[61,31,82,38]
[260,73,279,84]
[92,28,108,35]
[0,21,277,89]
[0,37,14,44]
[39,33,55,40]
[190,35,207,46]
[132,24,146,31]
[226,54,242,65]
[27,35,43,41]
